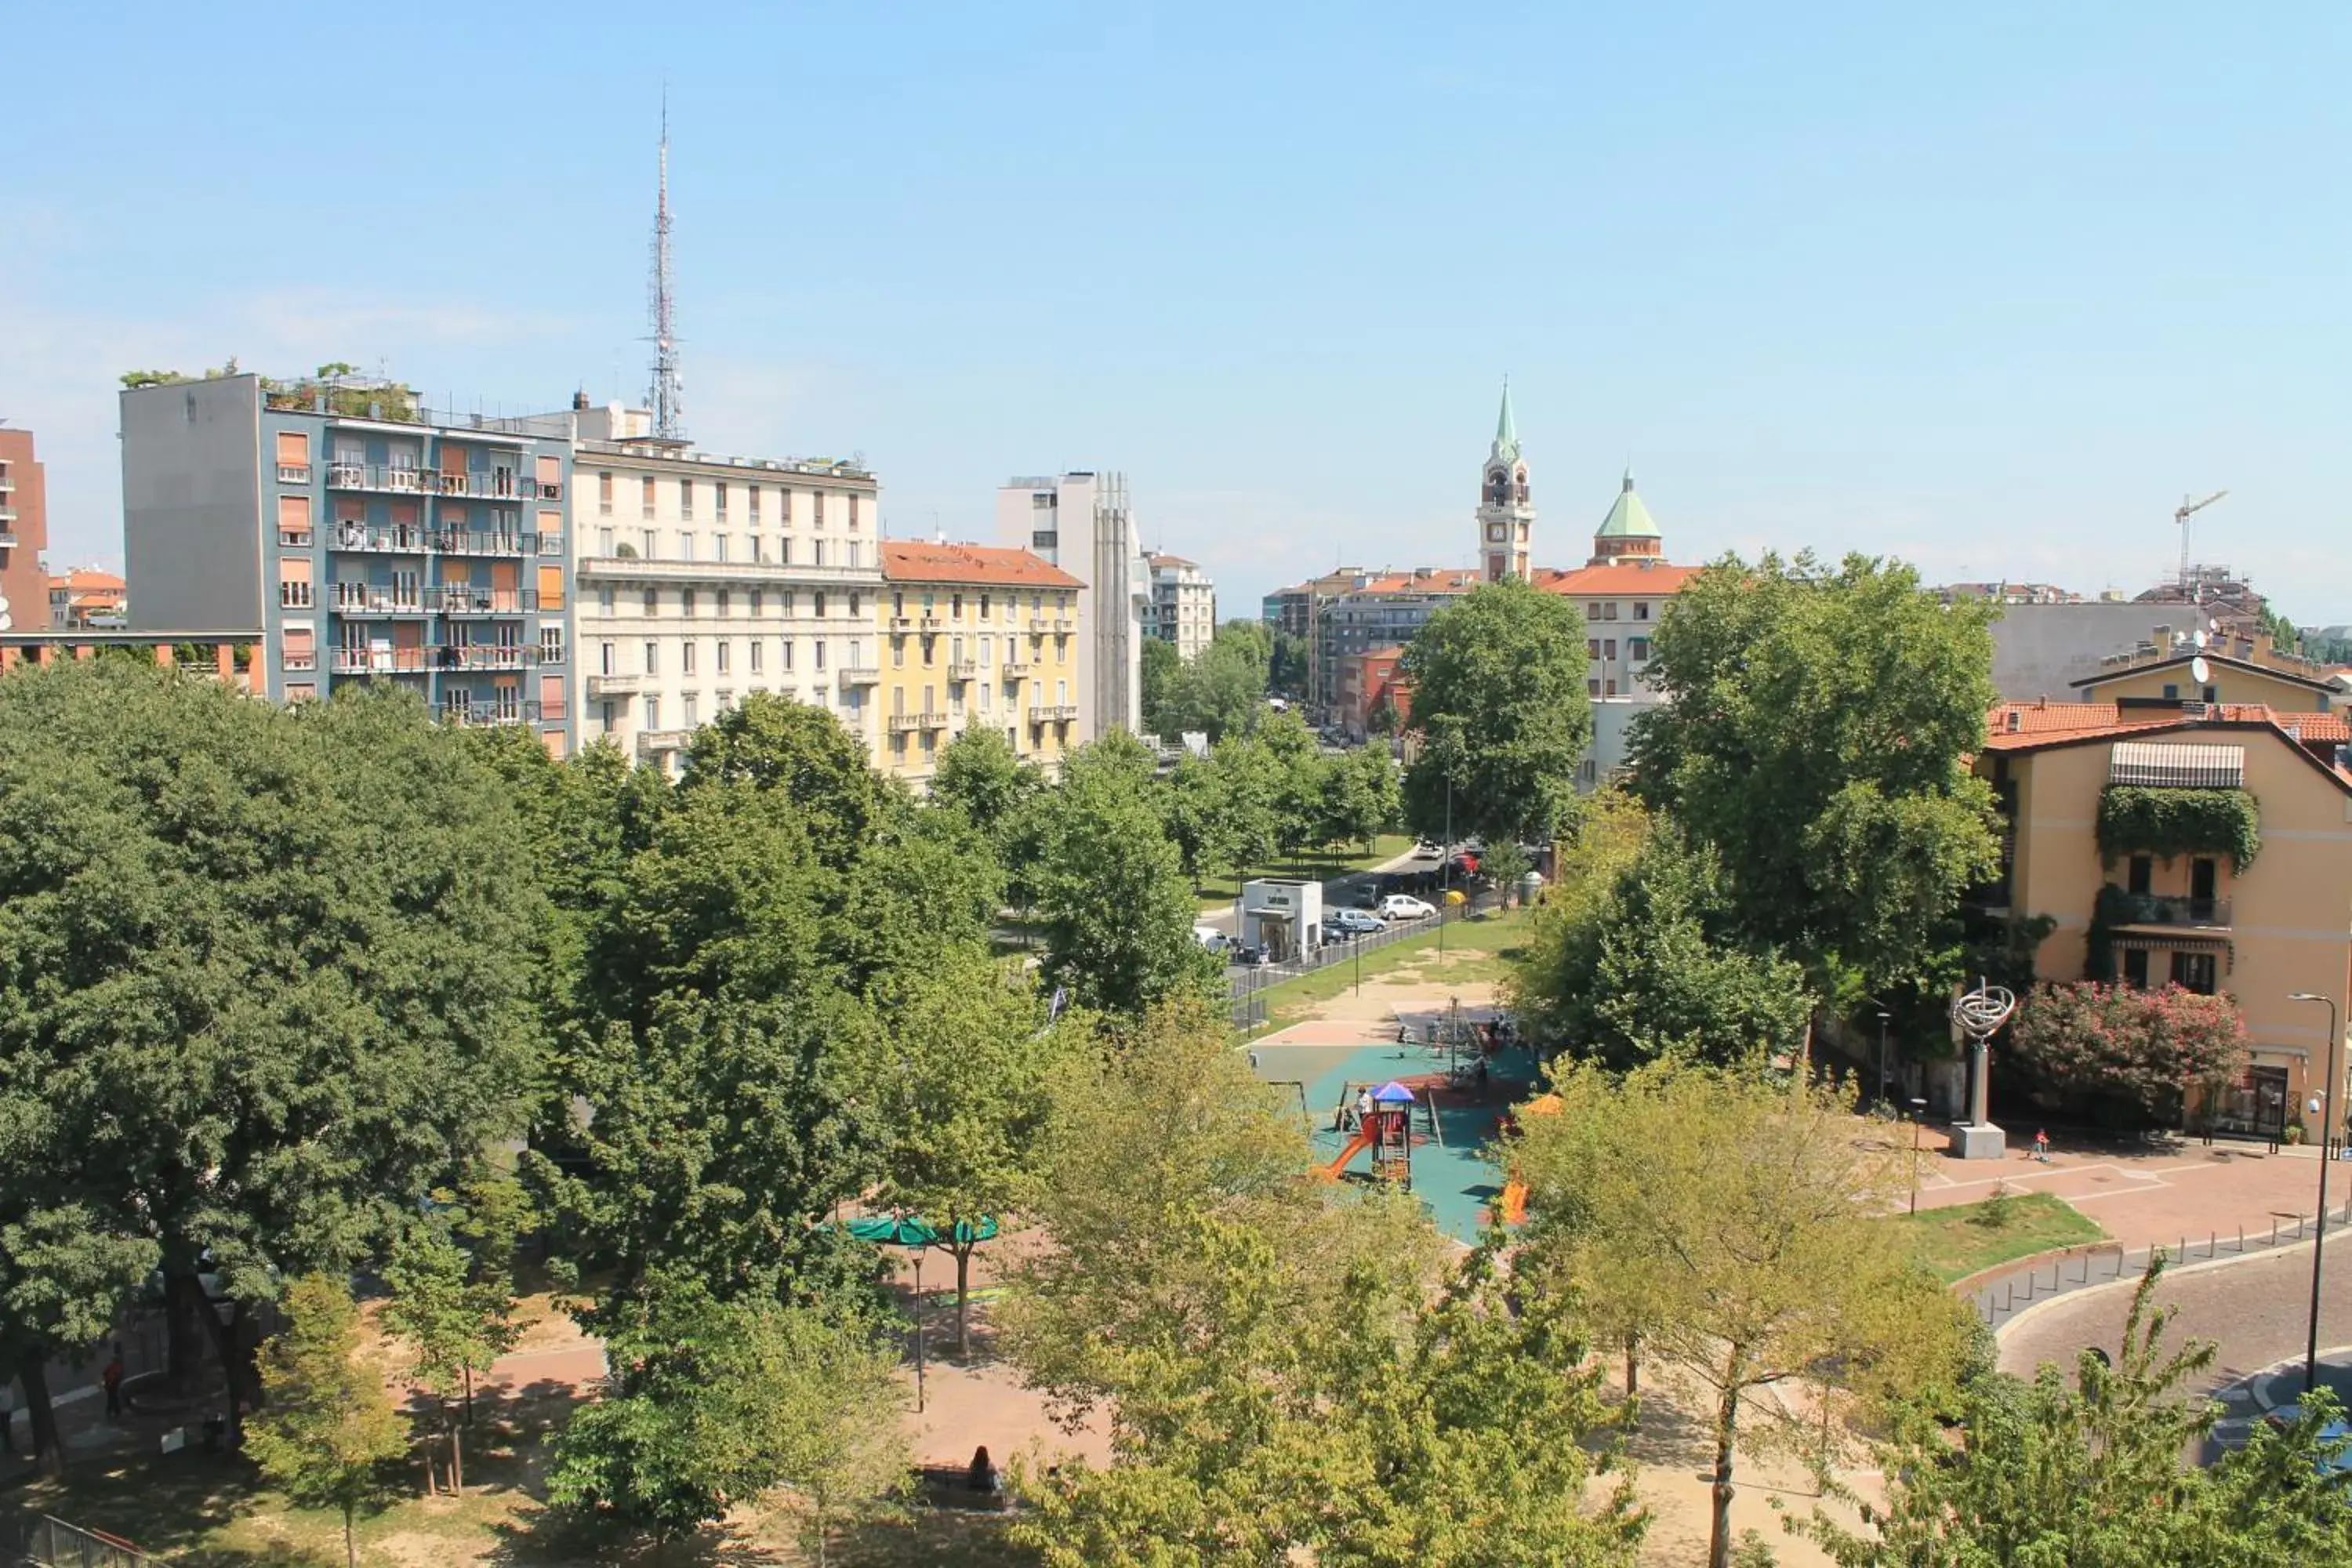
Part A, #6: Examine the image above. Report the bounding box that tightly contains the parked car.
[1192,925,1232,954]
[1412,839,1443,858]
[1232,942,1268,967]
[1328,909,1385,936]
[1378,894,1436,921]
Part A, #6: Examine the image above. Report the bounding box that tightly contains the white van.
[1192,924,1232,954]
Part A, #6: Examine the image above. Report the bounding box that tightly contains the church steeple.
[1475,379,1534,583]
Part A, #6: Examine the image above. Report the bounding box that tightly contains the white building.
[570,403,883,774]
[996,472,1149,738]
[1147,552,1218,661]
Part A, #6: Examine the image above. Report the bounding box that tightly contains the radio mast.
[646,91,684,440]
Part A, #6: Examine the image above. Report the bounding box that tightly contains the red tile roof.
[1981,702,2352,789]
[1534,561,1702,597]
[880,540,1083,590]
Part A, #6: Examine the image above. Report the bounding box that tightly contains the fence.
[1227,889,1503,1029]
[1969,1196,2352,1331]
[4,1516,164,1567]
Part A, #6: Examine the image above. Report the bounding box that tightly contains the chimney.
[2005,710,2022,733]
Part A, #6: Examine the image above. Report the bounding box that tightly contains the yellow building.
[877,541,1086,786]
[1980,701,2352,1138]
[2071,630,2336,713]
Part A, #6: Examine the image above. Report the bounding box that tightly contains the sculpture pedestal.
[1947,1121,2008,1161]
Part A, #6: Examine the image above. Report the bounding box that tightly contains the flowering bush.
[2008,980,2249,1126]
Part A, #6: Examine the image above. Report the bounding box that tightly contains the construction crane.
[2175,490,2228,590]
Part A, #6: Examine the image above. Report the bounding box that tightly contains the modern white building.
[1147,552,1218,661]
[996,471,1149,738]
[569,402,883,775]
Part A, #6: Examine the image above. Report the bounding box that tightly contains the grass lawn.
[1892,1191,2107,1283]
[1238,904,1539,1035]
[1194,834,1417,910]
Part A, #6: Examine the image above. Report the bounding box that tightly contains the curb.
[2230,1344,2352,1414]
[1992,1229,2347,1340]
[1948,1240,2128,1299]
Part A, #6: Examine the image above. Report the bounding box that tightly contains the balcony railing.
[332,525,429,553]
[586,672,646,698]
[887,712,948,734]
[946,661,978,681]
[2108,891,2233,929]
[277,463,312,484]
[329,586,430,615]
[637,728,692,754]
[1030,704,1078,723]
[327,463,429,494]
[329,645,538,674]
[1052,618,1073,633]
[432,530,528,557]
[575,555,879,586]
[837,664,882,686]
[438,699,556,728]
[437,588,540,615]
[999,660,1031,679]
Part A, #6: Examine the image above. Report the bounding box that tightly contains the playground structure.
[1326,1080,1442,1188]
[1496,1091,1562,1225]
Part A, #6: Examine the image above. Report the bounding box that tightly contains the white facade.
[1148,553,1218,661]
[570,405,883,775]
[997,471,1149,739]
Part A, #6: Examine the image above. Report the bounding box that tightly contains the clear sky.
[5,3,2348,622]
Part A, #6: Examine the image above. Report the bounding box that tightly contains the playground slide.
[1498,1178,1528,1226]
[1325,1128,1376,1177]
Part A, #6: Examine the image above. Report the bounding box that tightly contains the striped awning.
[2109,932,2231,953]
[2109,742,2245,789]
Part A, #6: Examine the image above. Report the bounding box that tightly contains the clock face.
[1487,522,1504,541]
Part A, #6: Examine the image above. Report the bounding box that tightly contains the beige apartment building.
[877,540,1084,787]
[569,404,882,775]
[1980,699,2352,1140]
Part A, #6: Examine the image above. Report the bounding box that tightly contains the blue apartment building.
[122,372,574,753]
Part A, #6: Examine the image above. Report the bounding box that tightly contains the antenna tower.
[646,90,684,440]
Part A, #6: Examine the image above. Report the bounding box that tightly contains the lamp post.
[2288,990,2342,1397]
[1907,1097,1928,1216]
[1876,1008,1893,1112]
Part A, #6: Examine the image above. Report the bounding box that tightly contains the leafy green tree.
[380,1214,522,1495]
[1160,752,1238,888]
[245,1274,408,1568]
[1141,635,1186,735]
[744,1302,912,1568]
[1024,741,1221,1014]
[1513,1061,1970,1568]
[1256,709,1330,856]
[1400,579,1592,849]
[0,667,546,1441]
[1801,1261,2352,1565]
[1207,730,1283,886]
[1628,553,2002,993]
[1514,829,1815,1069]
[830,792,1004,996]
[0,1203,154,1475]
[1269,627,1311,703]
[877,951,1073,1355]
[679,692,880,869]
[929,723,1041,840]
[1320,743,1403,854]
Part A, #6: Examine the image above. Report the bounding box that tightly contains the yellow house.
[2071,632,2336,713]
[877,540,1086,787]
[1980,702,2352,1139]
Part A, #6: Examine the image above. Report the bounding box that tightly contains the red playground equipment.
[1327,1080,1425,1189]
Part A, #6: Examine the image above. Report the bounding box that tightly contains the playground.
[1247,1000,1534,1242]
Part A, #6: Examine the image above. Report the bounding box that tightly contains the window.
[979,593,991,619]
[679,479,695,521]
[599,472,614,514]
[681,641,698,675]
[641,476,656,518]
[814,641,826,670]
[777,488,793,525]
[848,591,862,617]
[642,587,659,615]
[278,495,312,546]
[750,641,764,673]
[601,641,616,675]
[952,593,964,619]
[601,699,615,734]
[2203,684,2219,703]
[714,534,728,564]
[2162,684,2180,700]
[681,588,697,618]
[812,539,826,568]
[717,589,731,619]
[278,558,313,608]
[749,485,761,521]
[597,526,614,555]
[641,528,657,557]
[750,589,764,615]
[892,590,905,617]
[600,585,616,614]
[1630,637,1650,661]
[813,591,827,618]
[1603,639,1617,659]
[2127,855,2153,895]
[678,532,695,561]
[717,641,731,675]
[645,696,661,729]
[778,536,791,565]
[2121,948,2150,987]
[644,641,659,674]
[683,694,698,727]
[848,494,861,529]
[779,590,796,615]
[891,637,905,668]
[810,492,826,530]
[1604,679,1617,696]
[1588,678,1602,697]
[715,482,728,520]
[782,639,795,670]
[539,626,565,663]
[2170,950,2217,995]
[1587,639,1601,659]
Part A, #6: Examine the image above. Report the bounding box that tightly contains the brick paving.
[1911,1134,2334,1251]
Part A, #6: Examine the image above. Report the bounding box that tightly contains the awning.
[2109,742,2245,789]
[2109,931,2232,957]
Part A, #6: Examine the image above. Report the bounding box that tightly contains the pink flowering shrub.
[2008,980,2249,1125]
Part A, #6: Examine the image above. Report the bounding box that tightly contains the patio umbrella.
[840,1214,1002,1410]
[1372,1081,1417,1103]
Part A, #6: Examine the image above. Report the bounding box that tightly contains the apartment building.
[1147,553,1217,661]
[120,372,572,752]
[2069,630,2336,713]
[1261,565,1366,642]
[1311,568,1482,717]
[0,428,51,637]
[49,567,127,628]
[877,540,1085,786]
[996,472,1148,739]
[1979,699,2352,1140]
[1336,646,1410,737]
[569,404,882,775]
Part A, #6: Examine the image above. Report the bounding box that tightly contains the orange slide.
[1325,1128,1376,1177]
[1498,1179,1529,1225]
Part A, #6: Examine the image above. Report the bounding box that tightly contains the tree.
[2009,980,2251,1129]
[877,951,1074,1356]
[1628,553,2002,993]
[0,1203,154,1475]
[1269,627,1310,703]
[1207,730,1282,884]
[745,1303,911,1568]
[1141,636,1185,736]
[678,692,880,870]
[1511,829,1815,1069]
[1148,622,1278,742]
[930,723,1041,840]
[829,792,1004,995]
[1024,740,1221,1014]
[245,1275,407,1568]
[1320,743,1403,855]
[1800,1261,2352,1565]
[0,667,546,1441]
[380,1214,523,1494]
[1400,579,1592,849]
[1512,1061,1970,1568]
[1160,753,1238,888]
[1255,709,1330,856]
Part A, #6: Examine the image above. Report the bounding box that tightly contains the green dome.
[1595,472,1660,540]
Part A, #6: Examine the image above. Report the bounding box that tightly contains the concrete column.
[34,644,54,666]
[216,643,234,681]
[0,647,16,672]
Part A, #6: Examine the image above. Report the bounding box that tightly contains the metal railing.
[5,1514,164,1566]
[1227,888,1500,1028]
[2107,890,2232,927]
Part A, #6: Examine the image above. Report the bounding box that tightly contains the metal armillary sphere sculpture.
[1948,978,2019,1160]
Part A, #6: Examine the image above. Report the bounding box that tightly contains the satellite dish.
[2209,618,2221,635]
[2193,628,2209,649]
[2190,655,2212,684]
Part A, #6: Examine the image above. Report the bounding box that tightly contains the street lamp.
[1907,1097,1928,1216]
[2288,990,2341,1397]
[1875,1008,1893,1112]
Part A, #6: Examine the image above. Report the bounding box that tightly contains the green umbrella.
[844,1214,1000,1248]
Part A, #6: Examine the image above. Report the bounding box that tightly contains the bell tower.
[1475,380,1534,582]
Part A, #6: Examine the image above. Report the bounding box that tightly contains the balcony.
[918,615,945,632]
[332,524,429,554]
[887,711,948,734]
[438,588,539,616]
[330,587,429,616]
[2109,891,2233,930]
[332,648,428,675]
[432,530,527,557]
[1030,704,1078,723]
[837,664,882,686]
[946,661,978,681]
[430,472,524,502]
[1052,618,1073,633]
[887,615,915,631]
[575,555,878,586]
[587,672,646,698]
[437,644,535,671]
[999,660,1030,679]
[327,463,430,495]
[637,728,692,755]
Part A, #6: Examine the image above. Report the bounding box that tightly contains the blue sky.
[5,3,2348,622]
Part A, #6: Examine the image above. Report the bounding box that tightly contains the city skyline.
[6,4,2351,621]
